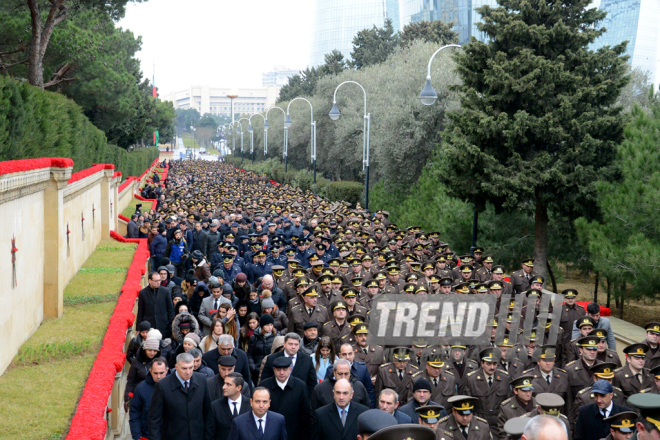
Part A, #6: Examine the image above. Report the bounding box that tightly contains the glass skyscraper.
[399,0,499,44]
[591,0,659,89]
[309,0,401,67]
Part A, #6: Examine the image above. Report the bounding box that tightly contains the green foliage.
[278,51,347,103]
[176,108,201,132]
[63,294,119,306]
[0,75,158,173]
[319,50,347,76]
[13,339,97,367]
[616,67,659,113]
[400,20,459,49]
[198,114,220,129]
[434,0,630,275]
[349,18,399,69]
[576,104,660,301]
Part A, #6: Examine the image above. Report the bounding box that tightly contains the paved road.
[166,137,221,161]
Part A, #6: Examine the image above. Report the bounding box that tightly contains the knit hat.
[236,273,247,282]
[184,333,200,347]
[260,314,274,327]
[143,338,160,350]
[413,378,432,393]
[147,329,162,341]
[138,321,151,332]
[261,298,275,309]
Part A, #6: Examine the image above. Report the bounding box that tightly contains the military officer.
[613,344,655,399]
[446,341,480,393]
[436,395,492,440]
[316,274,340,309]
[626,392,660,440]
[497,337,526,379]
[566,317,597,365]
[322,300,353,351]
[510,259,535,295]
[491,266,513,297]
[287,285,328,336]
[360,279,381,311]
[502,417,530,440]
[570,363,626,425]
[591,329,622,368]
[375,347,419,406]
[287,274,311,308]
[601,411,638,440]
[464,348,511,432]
[560,289,586,346]
[414,353,457,410]
[416,405,445,431]
[641,322,660,370]
[476,256,495,283]
[342,287,368,317]
[522,393,571,437]
[496,375,537,440]
[523,345,569,413]
[352,323,384,382]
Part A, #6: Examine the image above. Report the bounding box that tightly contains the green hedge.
[226,157,365,205]
[0,76,158,175]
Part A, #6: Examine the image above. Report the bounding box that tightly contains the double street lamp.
[329,81,371,210]
[264,106,286,162]
[234,118,250,166]
[285,98,317,183]
[248,113,266,164]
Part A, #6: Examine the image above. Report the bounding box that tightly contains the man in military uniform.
[385,266,405,294]
[476,256,495,283]
[288,275,311,308]
[446,341,480,394]
[287,286,328,336]
[566,317,597,365]
[413,353,456,410]
[322,300,353,351]
[566,336,603,419]
[497,376,537,440]
[436,396,492,440]
[435,256,452,279]
[570,362,626,426]
[491,266,513,297]
[316,274,340,309]
[601,411,638,440]
[510,259,535,295]
[523,345,569,414]
[352,323,384,383]
[613,344,655,399]
[375,347,419,406]
[560,289,586,348]
[641,365,660,394]
[343,287,368,317]
[497,337,526,379]
[592,329,622,368]
[453,265,476,287]
[627,392,660,440]
[641,322,660,370]
[522,393,571,436]
[415,405,445,431]
[464,348,511,432]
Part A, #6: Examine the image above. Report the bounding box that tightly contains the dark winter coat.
[136,286,175,339]
[129,372,159,440]
[125,345,161,401]
[247,331,277,377]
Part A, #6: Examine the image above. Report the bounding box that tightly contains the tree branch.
[39,0,67,59]
[43,62,74,88]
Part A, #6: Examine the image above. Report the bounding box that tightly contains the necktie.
[214,299,219,310]
[363,348,368,355]
[546,375,551,385]
[258,419,264,434]
[341,409,347,426]
[635,373,641,383]
[184,381,189,391]
[433,378,439,387]
[398,370,403,381]
[461,425,468,438]
[307,308,312,316]
[232,402,238,416]
[601,409,607,418]
[488,377,493,387]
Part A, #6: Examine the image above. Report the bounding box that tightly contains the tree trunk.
[546,260,557,293]
[594,271,599,303]
[619,280,626,319]
[606,277,611,309]
[26,0,67,89]
[533,198,549,278]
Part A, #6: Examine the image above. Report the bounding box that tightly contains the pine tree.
[436,0,630,276]
[400,19,459,48]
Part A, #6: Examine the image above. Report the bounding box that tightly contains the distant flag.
[153,63,158,146]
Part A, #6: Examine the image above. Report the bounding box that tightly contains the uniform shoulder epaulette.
[291,304,301,310]
[409,364,420,371]
[522,368,534,374]
[412,371,422,377]
[559,413,569,421]
[566,360,577,367]
[614,385,623,392]
[438,415,450,423]
[467,370,478,377]
[318,304,327,309]
[443,369,454,376]
[614,366,624,372]
[557,368,567,373]
[607,352,614,358]
[380,363,391,369]
[501,397,513,405]
[475,416,488,424]
[569,337,578,342]
[640,387,652,393]
[323,321,331,326]
[497,369,510,375]
[577,387,591,395]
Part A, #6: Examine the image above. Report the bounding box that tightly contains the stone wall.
[0,158,157,375]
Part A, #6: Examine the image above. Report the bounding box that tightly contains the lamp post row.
[222,44,460,214]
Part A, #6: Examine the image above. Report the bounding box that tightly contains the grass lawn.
[0,239,136,440]
[121,197,143,218]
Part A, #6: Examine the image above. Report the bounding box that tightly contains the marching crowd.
[125,160,660,440]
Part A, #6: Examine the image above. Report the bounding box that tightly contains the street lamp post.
[248,113,266,164]
[236,118,250,166]
[285,98,317,183]
[227,93,238,123]
[329,81,371,209]
[264,106,286,164]
[418,44,479,250]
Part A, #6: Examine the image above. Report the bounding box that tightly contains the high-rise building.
[165,86,280,117]
[591,0,659,89]
[309,0,401,67]
[262,66,300,88]
[398,0,498,44]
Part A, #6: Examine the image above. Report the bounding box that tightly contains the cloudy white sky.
[118,0,313,96]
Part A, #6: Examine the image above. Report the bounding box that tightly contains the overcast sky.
[117,0,313,97]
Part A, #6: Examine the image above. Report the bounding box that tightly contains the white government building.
[165,86,281,117]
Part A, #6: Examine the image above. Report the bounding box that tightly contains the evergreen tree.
[576,104,660,305]
[319,50,346,76]
[435,0,630,276]
[349,18,399,69]
[400,19,459,49]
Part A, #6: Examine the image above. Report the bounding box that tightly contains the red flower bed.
[575,301,611,316]
[118,177,136,194]
[66,231,149,440]
[118,214,130,222]
[113,171,122,179]
[68,164,114,184]
[134,194,158,212]
[0,157,73,175]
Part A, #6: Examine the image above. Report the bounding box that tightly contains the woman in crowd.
[312,337,336,383]
[200,317,225,353]
[247,314,278,383]
[124,337,161,409]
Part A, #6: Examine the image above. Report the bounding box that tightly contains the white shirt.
[253,412,268,431]
[229,395,242,413]
[541,371,552,383]
[285,353,297,369]
[276,377,289,390]
[601,401,613,418]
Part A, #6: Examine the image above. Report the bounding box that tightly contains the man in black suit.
[207,356,251,402]
[228,387,287,440]
[259,356,312,440]
[148,352,212,440]
[137,272,175,338]
[313,378,369,440]
[260,332,317,396]
[206,373,251,440]
[203,334,252,393]
[574,379,631,440]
